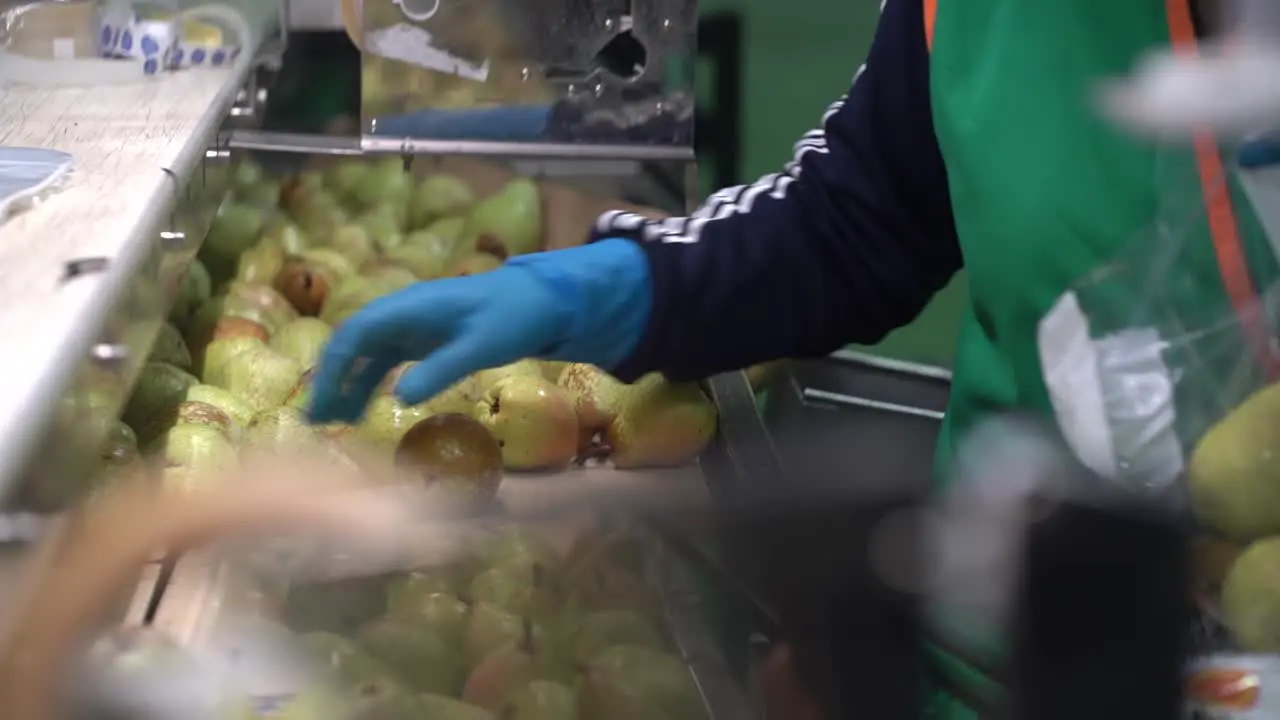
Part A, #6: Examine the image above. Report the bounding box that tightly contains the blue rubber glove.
[308,238,653,424]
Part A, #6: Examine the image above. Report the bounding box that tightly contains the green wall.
[697,0,968,368]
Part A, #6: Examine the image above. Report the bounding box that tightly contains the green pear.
[577,645,704,720]
[423,216,467,246]
[234,240,286,286]
[236,178,281,211]
[329,223,377,268]
[358,205,407,253]
[243,406,316,452]
[231,158,265,192]
[299,631,400,688]
[569,610,663,665]
[387,567,470,605]
[408,174,474,228]
[1190,383,1280,539]
[100,421,140,472]
[353,156,413,211]
[386,589,470,646]
[320,276,378,326]
[464,602,533,668]
[168,259,211,332]
[478,527,562,572]
[200,203,267,286]
[150,422,238,472]
[1222,536,1280,652]
[300,248,359,280]
[269,317,333,370]
[423,376,484,417]
[464,179,542,257]
[473,360,544,393]
[148,322,193,371]
[323,160,371,202]
[356,616,466,695]
[477,376,579,471]
[260,215,310,255]
[122,362,200,447]
[186,384,255,429]
[462,621,563,711]
[468,564,560,620]
[502,680,579,720]
[362,264,419,290]
[382,245,448,280]
[201,336,266,387]
[418,693,495,720]
[295,196,349,245]
[221,346,305,413]
[287,576,392,635]
[217,281,299,333]
[606,374,717,469]
[358,395,431,449]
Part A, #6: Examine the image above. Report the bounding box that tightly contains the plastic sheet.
[0,147,73,226]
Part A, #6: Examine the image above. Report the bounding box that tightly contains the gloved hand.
[308,238,652,424]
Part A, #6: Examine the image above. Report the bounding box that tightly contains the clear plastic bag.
[0,147,74,225]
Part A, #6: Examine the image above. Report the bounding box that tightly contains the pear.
[353,157,413,211]
[221,346,305,413]
[502,680,579,720]
[234,240,286,286]
[168,259,211,332]
[474,360,544,392]
[450,252,504,277]
[1189,382,1280,539]
[287,577,391,635]
[606,374,718,469]
[200,203,266,285]
[422,216,467,247]
[541,361,569,384]
[424,376,484,417]
[275,257,338,317]
[357,206,407,253]
[260,213,310,256]
[284,368,316,411]
[148,322,192,371]
[280,170,326,216]
[323,160,371,202]
[242,406,317,452]
[200,335,266,387]
[100,421,140,472]
[358,395,432,449]
[185,384,255,428]
[569,610,663,665]
[1192,534,1244,599]
[468,563,560,620]
[408,174,474,228]
[174,401,235,438]
[565,563,658,620]
[464,179,543,257]
[269,317,333,370]
[295,198,349,245]
[320,276,379,326]
[462,620,561,710]
[403,218,467,268]
[388,567,470,607]
[300,631,399,688]
[122,362,200,447]
[302,247,359,280]
[478,527,562,572]
[150,422,238,472]
[464,602,533,668]
[1222,536,1280,651]
[477,376,579,471]
[356,616,466,695]
[385,589,470,647]
[557,364,628,451]
[577,645,704,720]
[329,223,377,268]
[28,420,141,510]
[188,316,270,376]
[418,693,495,720]
[382,245,449,280]
[236,178,282,210]
[194,282,296,335]
[395,413,504,508]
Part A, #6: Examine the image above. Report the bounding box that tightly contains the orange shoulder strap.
[924,0,937,51]
[1164,0,1278,377]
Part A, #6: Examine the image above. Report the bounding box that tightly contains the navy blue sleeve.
[594,0,963,383]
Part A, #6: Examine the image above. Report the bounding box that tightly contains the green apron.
[922,0,1280,715]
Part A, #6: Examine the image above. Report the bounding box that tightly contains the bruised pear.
[269,317,333,370]
[186,384,254,428]
[607,374,717,469]
[275,259,333,316]
[473,360,544,392]
[174,401,235,438]
[477,376,579,471]
[395,414,504,505]
[221,281,299,332]
[151,423,238,473]
[558,364,627,453]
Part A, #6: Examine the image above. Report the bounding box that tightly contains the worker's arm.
[598,0,964,382]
